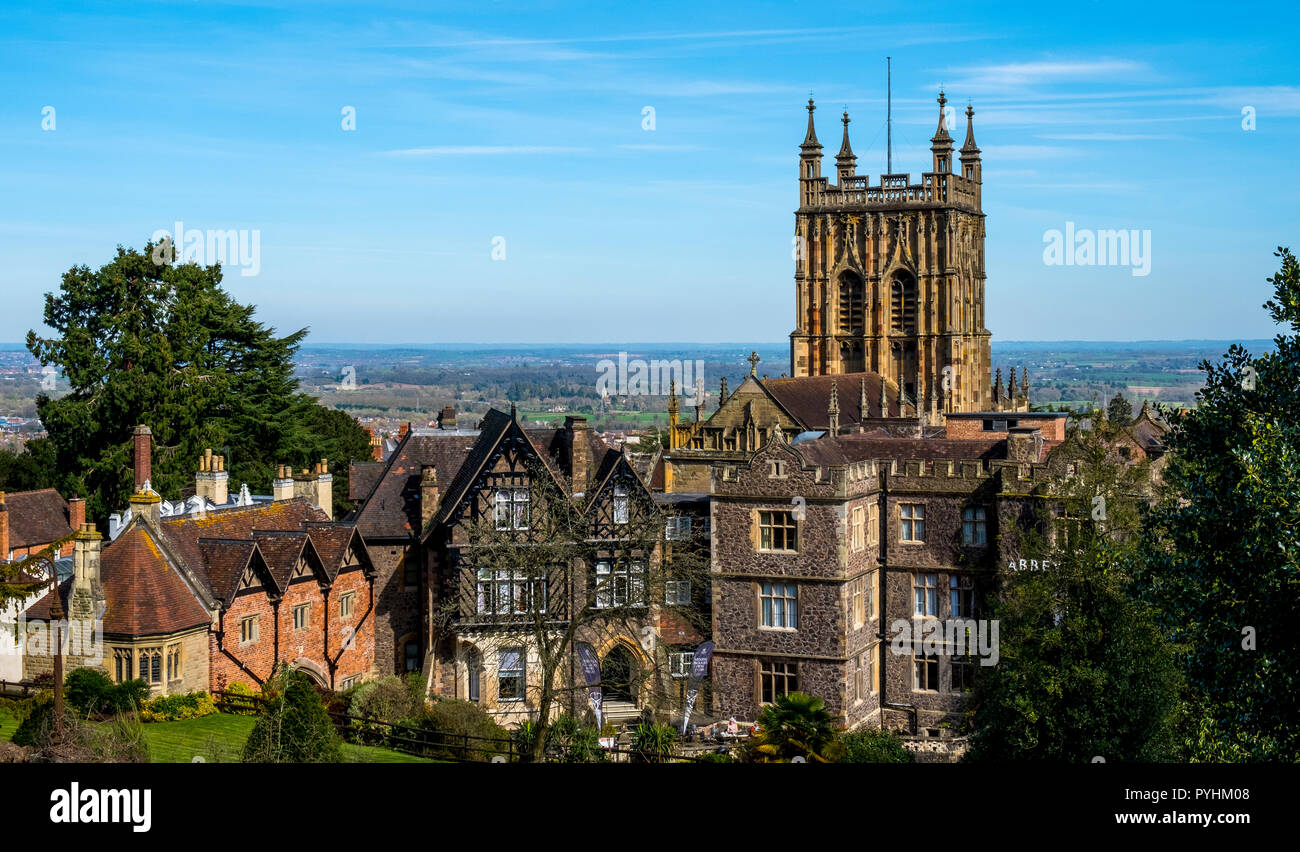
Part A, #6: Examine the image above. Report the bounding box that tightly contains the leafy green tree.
[242,667,343,763]
[752,692,842,762]
[966,423,1180,762]
[25,243,371,522]
[1107,392,1133,426]
[1133,248,1300,762]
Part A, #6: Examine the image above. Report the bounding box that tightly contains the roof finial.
[836,109,856,168]
[747,351,761,376]
[801,98,821,150]
[961,102,980,154]
[828,381,840,435]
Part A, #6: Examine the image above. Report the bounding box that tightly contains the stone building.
[22,427,373,695]
[706,419,1067,731]
[789,93,1005,419]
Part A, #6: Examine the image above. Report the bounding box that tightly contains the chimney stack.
[273,464,295,502]
[196,449,230,506]
[437,405,457,430]
[1006,427,1044,464]
[69,522,104,622]
[292,460,333,520]
[565,416,590,493]
[420,465,439,529]
[0,492,9,561]
[133,425,153,491]
[67,495,85,537]
[128,489,162,528]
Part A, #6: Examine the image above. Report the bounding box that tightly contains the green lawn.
[2,708,430,763]
[142,713,433,763]
[0,708,17,742]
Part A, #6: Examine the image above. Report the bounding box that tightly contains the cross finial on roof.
[747,351,761,376]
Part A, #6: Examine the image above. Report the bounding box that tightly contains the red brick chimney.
[133,424,153,490]
[67,496,85,548]
[0,492,9,560]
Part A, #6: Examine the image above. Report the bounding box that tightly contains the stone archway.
[600,643,639,703]
[289,657,329,688]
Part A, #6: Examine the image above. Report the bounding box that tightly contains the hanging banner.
[575,641,603,730]
[681,640,715,735]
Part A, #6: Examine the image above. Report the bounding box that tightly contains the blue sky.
[1,0,1297,345]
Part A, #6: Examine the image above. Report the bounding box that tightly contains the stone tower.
[790,94,992,419]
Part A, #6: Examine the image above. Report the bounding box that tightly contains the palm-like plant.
[753,692,842,762]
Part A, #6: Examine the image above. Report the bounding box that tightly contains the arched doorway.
[600,644,638,703]
[289,658,329,688]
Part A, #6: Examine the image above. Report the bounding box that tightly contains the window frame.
[498,647,526,703]
[759,582,799,630]
[899,502,926,543]
[758,510,799,553]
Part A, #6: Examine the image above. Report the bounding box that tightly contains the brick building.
[22,427,374,695]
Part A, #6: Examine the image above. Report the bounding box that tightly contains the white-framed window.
[759,582,798,629]
[669,650,694,678]
[665,516,692,540]
[914,573,939,617]
[498,647,525,702]
[851,578,864,628]
[494,487,530,530]
[868,503,879,546]
[595,560,646,608]
[665,579,691,605]
[293,603,310,631]
[900,503,926,543]
[962,506,987,546]
[851,506,865,551]
[612,484,629,525]
[950,575,975,618]
[476,567,546,615]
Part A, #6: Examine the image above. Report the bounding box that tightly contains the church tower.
[790,92,992,418]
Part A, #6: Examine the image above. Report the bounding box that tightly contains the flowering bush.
[140,691,218,722]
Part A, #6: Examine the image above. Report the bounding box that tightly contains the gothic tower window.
[890,273,918,334]
[838,272,864,334]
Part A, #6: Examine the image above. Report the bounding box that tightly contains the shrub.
[837,728,914,764]
[413,698,510,762]
[242,668,343,763]
[12,692,147,762]
[140,691,218,723]
[112,679,151,713]
[63,668,115,716]
[351,676,417,724]
[545,714,605,763]
[221,681,260,715]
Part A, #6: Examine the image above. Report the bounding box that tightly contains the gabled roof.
[433,409,572,529]
[197,538,275,605]
[302,522,373,581]
[249,530,322,588]
[26,525,210,637]
[583,450,648,518]
[2,488,73,550]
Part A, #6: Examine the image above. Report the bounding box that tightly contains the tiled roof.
[196,538,265,605]
[762,372,900,429]
[26,525,210,636]
[302,522,371,581]
[2,489,73,550]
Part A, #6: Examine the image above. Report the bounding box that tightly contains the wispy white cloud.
[940,59,1151,90]
[381,146,591,157]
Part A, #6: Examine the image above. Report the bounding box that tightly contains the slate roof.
[2,489,74,550]
[349,461,385,501]
[351,428,482,539]
[762,371,901,428]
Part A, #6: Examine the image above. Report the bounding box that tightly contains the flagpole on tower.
[887,56,893,174]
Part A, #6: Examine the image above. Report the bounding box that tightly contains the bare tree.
[431,454,710,762]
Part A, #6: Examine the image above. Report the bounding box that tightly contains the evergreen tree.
[242,667,342,763]
[1107,392,1133,426]
[25,243,371,520]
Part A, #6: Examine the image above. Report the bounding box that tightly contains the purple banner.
[576,642,603,729]
[681,640,714,734]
